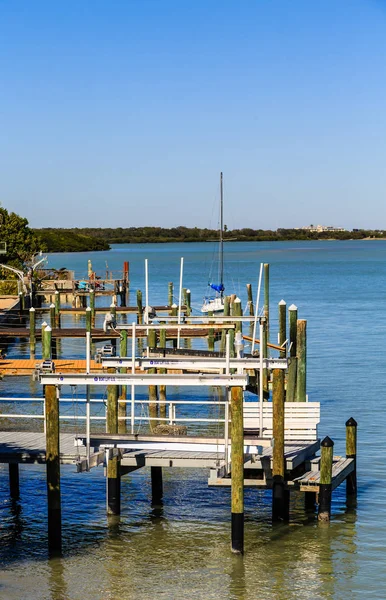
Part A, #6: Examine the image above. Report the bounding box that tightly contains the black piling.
[318,436,334,523]
[346,417,357,507]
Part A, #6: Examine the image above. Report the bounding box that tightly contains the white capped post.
[252,263,264,355]
[145,258,149,325]
[259,319,264,436]
[177,257,184,349]
[131,321,136,433]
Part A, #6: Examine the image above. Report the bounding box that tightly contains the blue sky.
[1,0,386,229]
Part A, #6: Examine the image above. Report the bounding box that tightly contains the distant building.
[301,224,346,233]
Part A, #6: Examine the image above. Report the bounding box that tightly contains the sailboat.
[201,172,225,313]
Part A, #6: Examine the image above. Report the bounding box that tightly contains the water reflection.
[48,558,68,600]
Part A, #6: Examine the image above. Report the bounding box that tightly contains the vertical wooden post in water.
[220,296,230,354]
[107,371,120,515]
[233,298,242,334]
[185,289,191,317]
[246,284,254,316]
[85,306,92,334]
[278,300,286,358]
[264,263,269,341]
[50,304,55,329]
[9,463,19,499]
[231,386,244,554]
[43,326,52,360]
[168,282,174,307]
[29,307,36,359]
[208,311,215,352]
[54,291,61,328]
[45,384,61,553]
[118,331,128,434]
[137,290,143,324]
[318,436,334,522]
[148,328,158,430]
[286,305,298,402]
[151,466,163,505]
[171,304,178,349]
[296,320,307,402]
[159,327,167,422]
[346,417,357,506]
[89,289,95,327]
[272,369,289,521]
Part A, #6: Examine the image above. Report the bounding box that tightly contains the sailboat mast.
[220,172,224,297]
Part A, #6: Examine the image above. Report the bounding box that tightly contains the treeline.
[34,229,110,252]
[35,226,386,248]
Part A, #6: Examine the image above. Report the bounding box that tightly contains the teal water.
[0,240,385,599]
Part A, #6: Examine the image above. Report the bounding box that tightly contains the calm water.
[0,240,385,599]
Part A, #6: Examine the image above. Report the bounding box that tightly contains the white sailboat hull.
[201,297,224,313]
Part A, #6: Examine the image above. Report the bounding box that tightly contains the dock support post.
[29,307,36,359]
[264,263,269,341]
[278,300,286,358]
[151,466,163,504]
[346,417,357,506]
[231,386,244,554]
[107,373,120,515]
[137,290,143,324]
[85,306,92,336]
[272,369,289,521]
[159,327,167,422]
[54,291,61,328]
[220,296,230,353]
[185,289,191,317]
[118,331,128,434]
[296,319,307,402]
[9,463,19,499]
[50,303,55,329]
[42,325,52,360]
[148,329,158,431]
[45,384,62,553]
[208,310,215,352]
[318,436,334,522]
[89,289,95,327]
[171,304,178,349]
[246,284,254,316]
[286,305,298,401]
[168,282,173,307]
[233,297,242,334]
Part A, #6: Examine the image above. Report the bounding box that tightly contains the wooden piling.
[43,325,52,360]
[231,386,244,554]
[9,463,19,499]
[246,283,254,316]
[185,289,191,317]
[208,311,215,352]
[278,300,286,358]
[29,307,36,359]
[85,306,92,334]
[168,282,174,306]
[45,384,62,553]
[220,296,230,354]
[171,304,178,349]
[159,327,167,422]
[346,417,357,506]
[151,466,163,504]
[50,303,55,329]
[89,289,95,327]
[272,369,289,521]
[148,328,158,430]
[296,320,307,402]
[233,297,242,334]
[118,331,128,434]
[107,371,120,515]
[137,290,143,324]
[286,304,298,402]
[318,436,334,522]
[54,291,60,328]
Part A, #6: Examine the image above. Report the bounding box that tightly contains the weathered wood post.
[50,303,55,329]
[264,263,269,341]
[296,319,307,402]
[171,304,178,349]
[41,321,47,359]
[42,325,52,360]
[159,327,167,422]
[110,302,117,352]
[107,372,120,515]
[168,282,174,307]
[151,467,163,505]
[54,291,61,328]
[148,328,158,430]
[346,417,357,506]
[246,283,254,316]
[123,261,129,304]
[29,307,36,359]
[208,310,215,352]
[231,386,244,554]
[233,297,242,334]
[272,369,289,521]
[220,296,230,354]
[185,289,191,317]
[286,305,298,402]
[85,306,92,334]
[45,384,62,553]
[137,290,143,324]
[118,331,128,434]
[278,300,286,358]
[9,463,19,499]
[318,436,334,522]
[89,289,95,327]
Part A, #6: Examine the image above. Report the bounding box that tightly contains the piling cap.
[321,436,334,447]
[186,289,190,293]
[346,417,357,427]
[41,321,47,327]
[29,307,35,312]
[44,325,52,332]
[289,304,298,311]
[110,302,116,308]
[55,290,59,294]
[279,299,286,305]
[234,297,241,303]
[90,288,94,294]
[86,306,92,311]
[172,303,177,308]
[50,303,55,308]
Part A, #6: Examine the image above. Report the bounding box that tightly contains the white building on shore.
[301,224,346,233]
